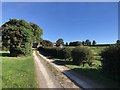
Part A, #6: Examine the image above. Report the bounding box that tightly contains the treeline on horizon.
[1,18,120,50]
[40,39,120,47]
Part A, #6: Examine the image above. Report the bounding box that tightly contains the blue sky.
[2,2,118,44]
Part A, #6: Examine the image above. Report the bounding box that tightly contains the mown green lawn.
[0,51,37,88]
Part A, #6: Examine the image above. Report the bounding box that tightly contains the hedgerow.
[101,43,120,83]
[71,46,93,66]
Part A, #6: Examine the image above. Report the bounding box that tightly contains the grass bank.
[0,51,37,88]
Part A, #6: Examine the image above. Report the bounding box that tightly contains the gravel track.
[33,51,63,88]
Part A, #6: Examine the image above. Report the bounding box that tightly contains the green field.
[0,51,37,88]
[64,46,107,68]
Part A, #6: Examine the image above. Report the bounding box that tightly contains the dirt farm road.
[33,51,62,88]
[33,51,79,88]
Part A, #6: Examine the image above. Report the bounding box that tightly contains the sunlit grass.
[1,51,37,88]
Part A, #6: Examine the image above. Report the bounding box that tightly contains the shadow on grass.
[71,68,102,79]
[65,68,120,88]
[52,59,103,80]
[52,60,73,65]
[52,59,113,87]
[0,53,10,57]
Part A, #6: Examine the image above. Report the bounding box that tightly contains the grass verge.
[1,51,37,88]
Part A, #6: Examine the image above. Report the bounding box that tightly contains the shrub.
[37,47,60,58]
[58,48,71,60]
[69,41,83,46]
[37,47,72,60]
[101,44,120,82]
[71,46,93,66]
[48,47,60,57]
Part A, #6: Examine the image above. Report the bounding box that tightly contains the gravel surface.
[33,51,63,88]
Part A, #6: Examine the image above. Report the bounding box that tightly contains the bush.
[9,43,32,57]
[101,44,120,82]
[71,46,93,66]
[37,47,61,58]
[48,47,60,58]
[37,47,71,60]
[58,48,71,60]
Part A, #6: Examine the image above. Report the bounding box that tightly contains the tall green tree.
[65,42,68,46]
[85,39,91,46]
[116,40,120,44]
[56,38,64,46]
[29,22,43,43]
[92,40,96,45]
[2,19,43,56]
[82,41,85,46]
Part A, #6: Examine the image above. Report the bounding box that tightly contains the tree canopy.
[92,40,96,45]
[69,41,82,46]
[2,19,43,56]
[29,22,43,42]
[85,39,91,46]
[116,40,120,44]
[56,38,64,46]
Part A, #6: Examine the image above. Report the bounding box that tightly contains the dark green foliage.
[85,39,91,46]
[38,47,59,57]
[2,19,42,56]
[90,44,111,47]
[101,44,120,83]
[29,22,43,43]
[65,42,68,46]
[32,43,38,48]
[116,40,120,44]
[38,47,71,60]
[56,38,64,46]
[92,40,96,45]
[45,47,59,57]
[58,48,71,60]
[71,46,93,66]
[69,41,83,46]
[82,41,85,46]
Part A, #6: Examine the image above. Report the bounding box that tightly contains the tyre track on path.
[33,51,63,88]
